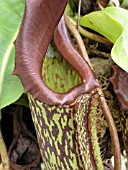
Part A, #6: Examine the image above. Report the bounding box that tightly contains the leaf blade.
[80,7,128,72]
[0,0,25,109]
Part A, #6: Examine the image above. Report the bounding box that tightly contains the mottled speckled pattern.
[28,92,103,170]
[75,93,103,170]
[29,94,83,169]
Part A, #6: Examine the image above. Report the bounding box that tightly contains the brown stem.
[64,13,121,170]
[96,0,110,9]
[64,13,92,67]
[88,49,111,58]
[97,88,121,170]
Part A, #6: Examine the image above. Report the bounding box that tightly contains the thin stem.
[111,0,120,7]
[97,88,121,170]
[67,15,112,45]
[88,49,111,58]
[64,13,121,170]
[77,0,81,30]
[0,111,9,170]
[64,13,92,67]
[96,0,110,8]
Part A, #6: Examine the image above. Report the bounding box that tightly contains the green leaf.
[0,1,25,109]
[80,7,128,72]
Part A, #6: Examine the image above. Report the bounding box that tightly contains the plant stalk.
[77,0,81,30]
[64,12,121,170]
[0,111,10,170]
